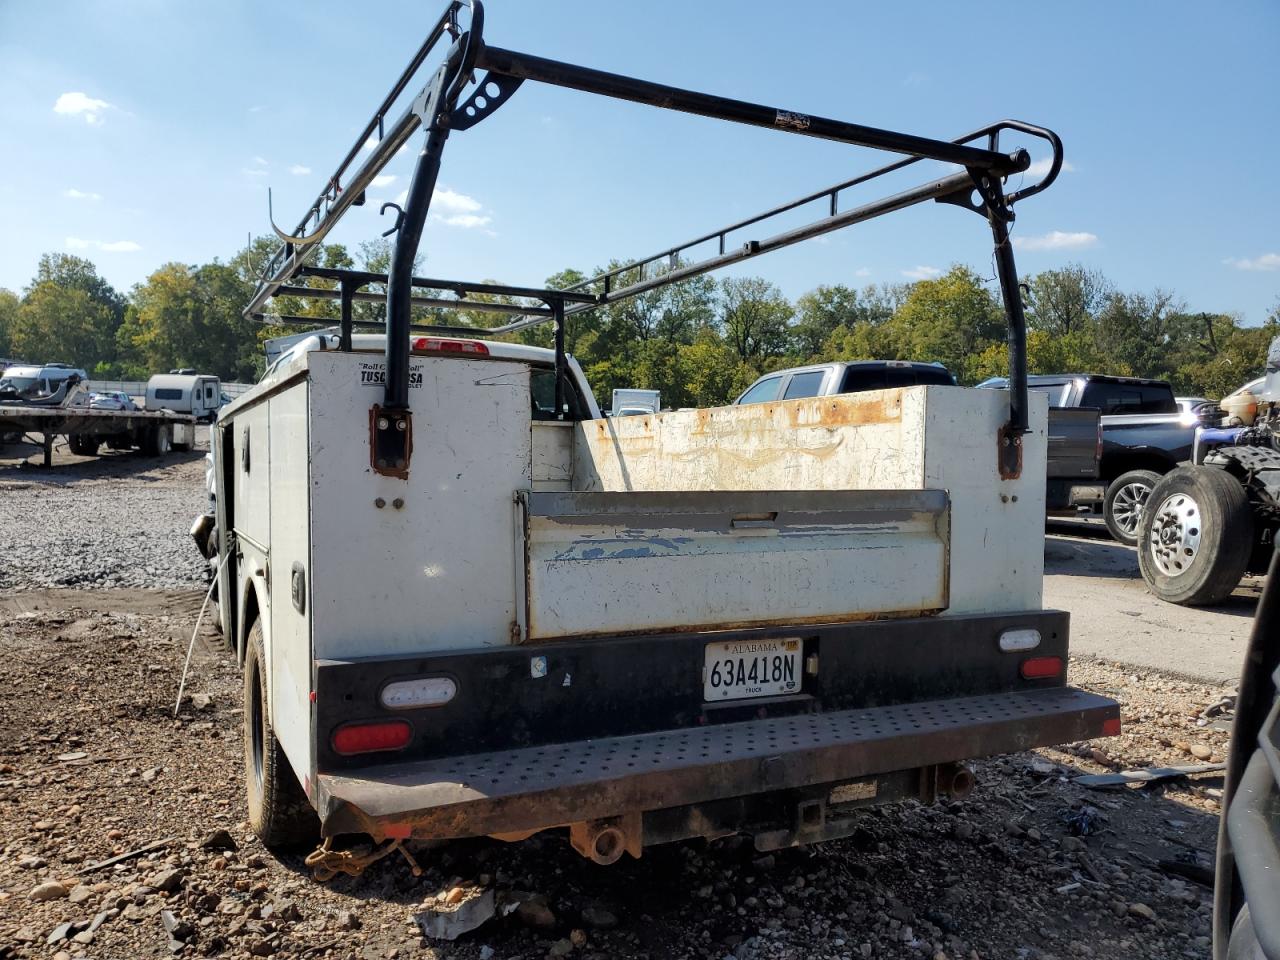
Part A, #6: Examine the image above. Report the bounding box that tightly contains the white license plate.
[703,638,802,702]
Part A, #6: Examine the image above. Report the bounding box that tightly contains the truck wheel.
[1103,469,1161,546]
[244,619,319,849]
[68,435,100,457]
[1137,466,1252,606]
[143,424,172,456]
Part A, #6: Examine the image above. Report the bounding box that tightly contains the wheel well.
[1101,452,1175,483]
[239,583,260,665]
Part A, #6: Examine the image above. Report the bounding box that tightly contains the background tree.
[720,276,792,362]
[0,288,18,357]
[882,265,1004,381]
[1025,264,1111,337]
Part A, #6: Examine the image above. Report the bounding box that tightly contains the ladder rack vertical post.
[552,298,566,420]
[339,280,355,353]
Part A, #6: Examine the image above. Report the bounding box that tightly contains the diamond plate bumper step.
[316,686,1117,841]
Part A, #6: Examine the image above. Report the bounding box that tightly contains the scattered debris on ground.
[0,593,1230,959]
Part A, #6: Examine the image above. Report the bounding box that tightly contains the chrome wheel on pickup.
[1103,469,1161,546]
[1137,466,1252,606]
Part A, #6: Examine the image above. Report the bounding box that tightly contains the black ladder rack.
[246,0,1063,480]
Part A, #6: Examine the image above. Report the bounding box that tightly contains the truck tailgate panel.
[520,489,950,641]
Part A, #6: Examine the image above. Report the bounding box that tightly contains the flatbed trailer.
[0,406,198,465]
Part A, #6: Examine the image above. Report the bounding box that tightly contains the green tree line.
[1,244,1275,407]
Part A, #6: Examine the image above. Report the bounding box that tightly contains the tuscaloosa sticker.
[357,360,425,387]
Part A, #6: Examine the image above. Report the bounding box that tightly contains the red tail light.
[1020,656,1063,680]
[1101,716,1122,736]
[412,337,489,356]
[331,720,412,756]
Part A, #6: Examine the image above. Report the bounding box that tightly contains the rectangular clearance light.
[331,719,412,756]
[380,676,457,710]
[999,628,1041,653]
[1020,656,1063,680]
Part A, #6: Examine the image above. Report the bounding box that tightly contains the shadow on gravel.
[0,443,205,483]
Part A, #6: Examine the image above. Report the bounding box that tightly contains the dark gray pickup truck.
[983,374,1208,544]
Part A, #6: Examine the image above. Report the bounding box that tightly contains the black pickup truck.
[983,374,1208,545]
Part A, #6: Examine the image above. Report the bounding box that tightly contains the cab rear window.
[1080,381,1175,415]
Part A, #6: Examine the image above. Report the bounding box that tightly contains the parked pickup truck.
[982,374,1204,544]
[191,1,1117,871]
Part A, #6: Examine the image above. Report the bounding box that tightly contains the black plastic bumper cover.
[316,686,1117,841]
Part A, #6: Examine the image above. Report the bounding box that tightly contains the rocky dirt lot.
[0,443,1245,960]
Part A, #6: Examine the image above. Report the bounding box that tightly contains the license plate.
[703,638,802,702]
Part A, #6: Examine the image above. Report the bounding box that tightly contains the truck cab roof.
[735,360,956,405]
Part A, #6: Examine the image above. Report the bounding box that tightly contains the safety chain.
[304,837,423,883]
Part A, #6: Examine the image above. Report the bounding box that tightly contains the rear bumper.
[315,686,1117,841]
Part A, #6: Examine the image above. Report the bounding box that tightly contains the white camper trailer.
[146,373,222,421]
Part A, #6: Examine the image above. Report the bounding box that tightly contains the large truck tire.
[1103,469,1162,546]
[68,434,101,457]
[1138,466,1252,606]
[243,619,319,849]
[143,423,172,456]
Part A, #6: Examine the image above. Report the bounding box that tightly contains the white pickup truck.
[193,0,1117,868]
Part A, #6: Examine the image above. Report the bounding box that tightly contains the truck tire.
[68,435,100,457]
[244,619,319,849]
[1103,469,1161,546]
[1138,466,1252,606]
[143,423,172,456]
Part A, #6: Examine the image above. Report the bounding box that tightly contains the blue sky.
[2,1,1277,324]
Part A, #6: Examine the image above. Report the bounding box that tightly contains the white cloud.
[1013,230,1098,252]
[1024,158,1078,179]
[362,136,379,152]
[1224,253,1280,272]
[241,167,268,178]
[66,237,141,253]
[64,188,102,201]
[289,164,311,176]
[432,187,482,213]
[901,265,941,280]
[854,267,871,278]
[433,213,492,229]
[54,91,113,125]
[248,104,266,114]
[371,174,397,188]
[253,156,269,166]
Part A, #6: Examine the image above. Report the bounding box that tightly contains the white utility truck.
[193,1,1117,868]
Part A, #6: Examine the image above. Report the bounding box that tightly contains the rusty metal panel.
[572,389,926,493]
[315,686,1118,841]
[520,489,949,641]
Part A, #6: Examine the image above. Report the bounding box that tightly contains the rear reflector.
[1102,717,1122,736]
[998,628,1041,653]
[1020,656,1063,680]
[380,676,457,710]
[411,337,489,356]
[331,720,412,756]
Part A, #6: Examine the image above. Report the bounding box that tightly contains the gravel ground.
[0,438,208,591]
[0,600,1233,960]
